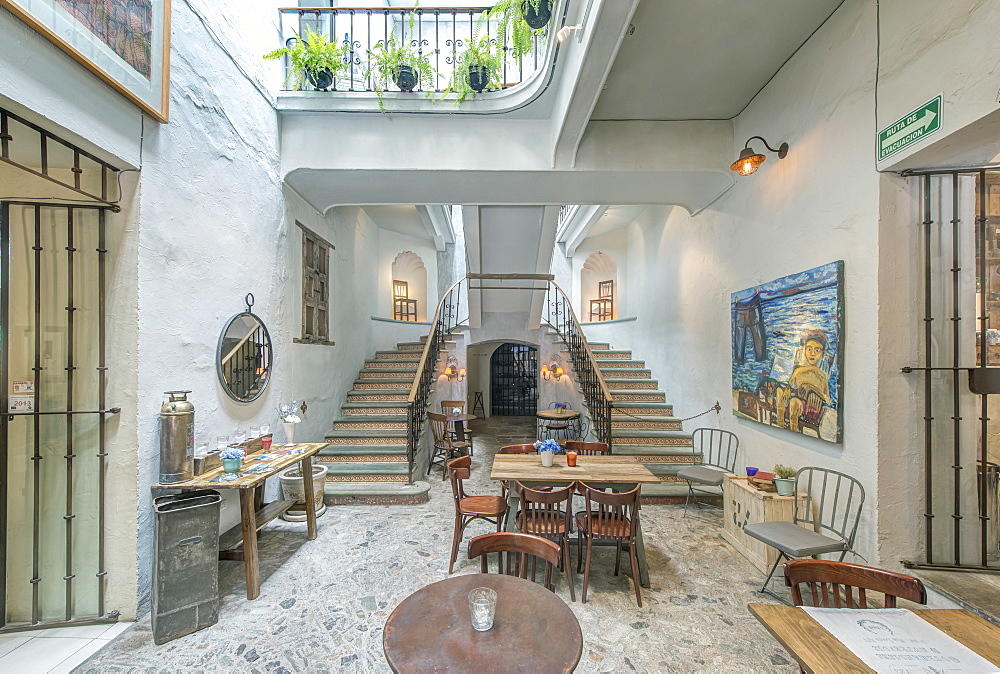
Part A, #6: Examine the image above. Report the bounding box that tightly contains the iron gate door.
[0,202,118,631]
[490,343,538,416]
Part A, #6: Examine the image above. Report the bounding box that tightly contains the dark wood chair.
[428,411,470,479]
[575,482,643,607]
[563,440,610,455]
[468,532,561,592]
[515,481,577,601]
[499,443,537,454]
[447,455,507,574]
[784,559,927,608]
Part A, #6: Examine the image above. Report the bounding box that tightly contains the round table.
[535,409,581,441]
[444,413,477,443]
[383,573,582,673]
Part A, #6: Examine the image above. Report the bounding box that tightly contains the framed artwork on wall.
[1,0,171,122]
[731,260,845,443]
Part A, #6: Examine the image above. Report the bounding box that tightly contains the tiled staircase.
[321,338,447,504]
[562,339,695,497]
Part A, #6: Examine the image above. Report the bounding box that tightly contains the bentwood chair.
[428,412,470,479]
[468,532,562,592]
[447,455,507,574]
[515,481,577,601]
[575,483,643,607]
[783,559,926,608]
[743,467,865,603]
[563,440,610,455]
[676,428,739,524]
[441,400,474,456]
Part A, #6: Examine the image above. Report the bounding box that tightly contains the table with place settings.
[152,442,327,600]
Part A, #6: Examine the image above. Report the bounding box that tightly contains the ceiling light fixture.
[556,24,582,42]
[730,136,789,176]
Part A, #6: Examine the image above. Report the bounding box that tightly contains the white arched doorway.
[391,251,427,321]
[581,251,618,321]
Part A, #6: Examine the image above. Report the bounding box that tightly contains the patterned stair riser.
[354,382,412,390]
[347,394,409,403]
[611,393,666,402]
[593,351,633,360]
[599,370,652,379]
[358,371,418,379]
[613,405,674,416]
[597,361,646,369]
[340,407,409,416]
[607,381,658,390]
[364,361,419,369]
[324,437,407,446]
[332,421,408,430]
[611,420,683,431]
[613,436,693,447]
[374,352,422,360]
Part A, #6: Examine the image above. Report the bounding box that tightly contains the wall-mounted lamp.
[557,24,583,42]
[730,136,789,176]
[445,357,466,381]
[541,357,565,381]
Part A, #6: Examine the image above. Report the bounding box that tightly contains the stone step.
[320,444,409,456]
[325,428,408,441]
[606,380,659,390]
[352,380,413,390]
[317,456,409,475]
[347,392,409,403]
[611,434,693,450]
[365,359,420,368]
[597,360,646,369]
[331,416,408,430]
[611,391,666,403]
[341,402,410,414]
[610,417,683,431]
[324,481,430,505]
[598,368,652,379]
[587,342,610,350]
[611,403,674,416]
[358,370,418,379]
[591,350,632,359]
[374,351,422,360]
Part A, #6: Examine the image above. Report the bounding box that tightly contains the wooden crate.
[721,474,799,573]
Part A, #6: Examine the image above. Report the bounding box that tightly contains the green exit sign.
[878,95,942,162]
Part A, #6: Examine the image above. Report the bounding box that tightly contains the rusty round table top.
[535,409,581,420]
[383,573,582,673]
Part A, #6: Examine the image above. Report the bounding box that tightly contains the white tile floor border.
[0,622,132,673]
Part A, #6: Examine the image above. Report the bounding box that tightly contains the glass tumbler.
[468,587,497,631]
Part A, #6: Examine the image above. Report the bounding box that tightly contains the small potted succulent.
[263,27,350,91]
[534,438,562,467]
[220,446,245,474]
[773,464,797,496]
[277,401,302,444]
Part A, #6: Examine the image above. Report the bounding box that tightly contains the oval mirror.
[217,295,273,403]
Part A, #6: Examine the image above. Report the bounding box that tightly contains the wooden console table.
[721,474,800,573]
[153,442,326,599]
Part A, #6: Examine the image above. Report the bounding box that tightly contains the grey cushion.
[742,521,847,557]
[676,465,727,486]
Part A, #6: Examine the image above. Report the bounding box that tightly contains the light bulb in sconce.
[541,365,550,380]
[458,368,466,382]
[553,367,564,380]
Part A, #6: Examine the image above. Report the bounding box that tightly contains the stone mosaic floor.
[79,417,798,673]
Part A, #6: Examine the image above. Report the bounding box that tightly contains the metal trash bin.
[153,490,222,645]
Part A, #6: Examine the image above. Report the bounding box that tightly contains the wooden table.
[535,408,582,440]
[153,442,326,600]
[490,453,660,587]
[383,573,582,673]
[749,604,1000,673]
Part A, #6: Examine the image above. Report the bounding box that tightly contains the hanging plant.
[442,34,504,105]
[263,27,350,92]
[366,30,436,113]
[486,0,551,68]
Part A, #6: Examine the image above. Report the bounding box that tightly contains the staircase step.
[612,403,674,415]
[610,417,683,431]
[317,456,409,474]
[611,431,693,449]
[341,402,410,414]
[353,380,413,390]
[347,392,410,403]
[565,349,632,359]
[611,391,666,402]
[324,481,430,505]
[325,428,407,440]
[320,445,408,456]
[598,368,652,379]
[365,359,420,369]
[606,380,659,390]
[597,360,645,369]
[332,417,408,431]
[375,351,422,360]
[358,370,418,379]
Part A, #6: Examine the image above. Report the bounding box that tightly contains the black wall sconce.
[731,136,789,176]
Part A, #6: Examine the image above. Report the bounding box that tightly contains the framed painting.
[732,261,845,443]
[1,0,171,122]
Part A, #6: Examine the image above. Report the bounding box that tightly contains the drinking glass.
[566,451,578,467]
[234,428,247,446]
[216,435,229,450]
[250,426,260,439]
[468,587,497,631]
[260,424,270,436]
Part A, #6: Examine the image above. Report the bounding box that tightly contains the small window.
[296,222,335,345]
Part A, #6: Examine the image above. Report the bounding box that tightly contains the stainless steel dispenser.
[159,390,194,483]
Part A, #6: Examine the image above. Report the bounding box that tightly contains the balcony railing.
[274,6,551,96]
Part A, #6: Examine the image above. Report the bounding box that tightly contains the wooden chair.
[468,532,561,592]
[441,399,473,456]
[447,455,507,574]
[499,443,537,454]
[784,559,927,608]
[514,481,577,601]
[428,412,470,479]
[563,440,610,455]
[575,483,643,607]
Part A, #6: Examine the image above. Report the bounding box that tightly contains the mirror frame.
[216,298,273,403]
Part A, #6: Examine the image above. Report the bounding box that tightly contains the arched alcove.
[391,251,427,321]
[581,251,619,321]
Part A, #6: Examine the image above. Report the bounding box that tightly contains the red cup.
[261,437,272,451]
[566,451,577,467]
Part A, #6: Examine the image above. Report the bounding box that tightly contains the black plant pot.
[467,65,490,92]
[394,65,417,92]
[306,67,334,91]
[522,0,553,29]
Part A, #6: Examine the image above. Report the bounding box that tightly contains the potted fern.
[366,31,436,112]
[487,0,551,68]
[445,34,503,104]
[773,464,797,496]
[263,28,349,91]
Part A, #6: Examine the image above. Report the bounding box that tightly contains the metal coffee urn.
[160,390,194,483]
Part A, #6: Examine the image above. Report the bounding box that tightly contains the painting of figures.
[732,261,844,443]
